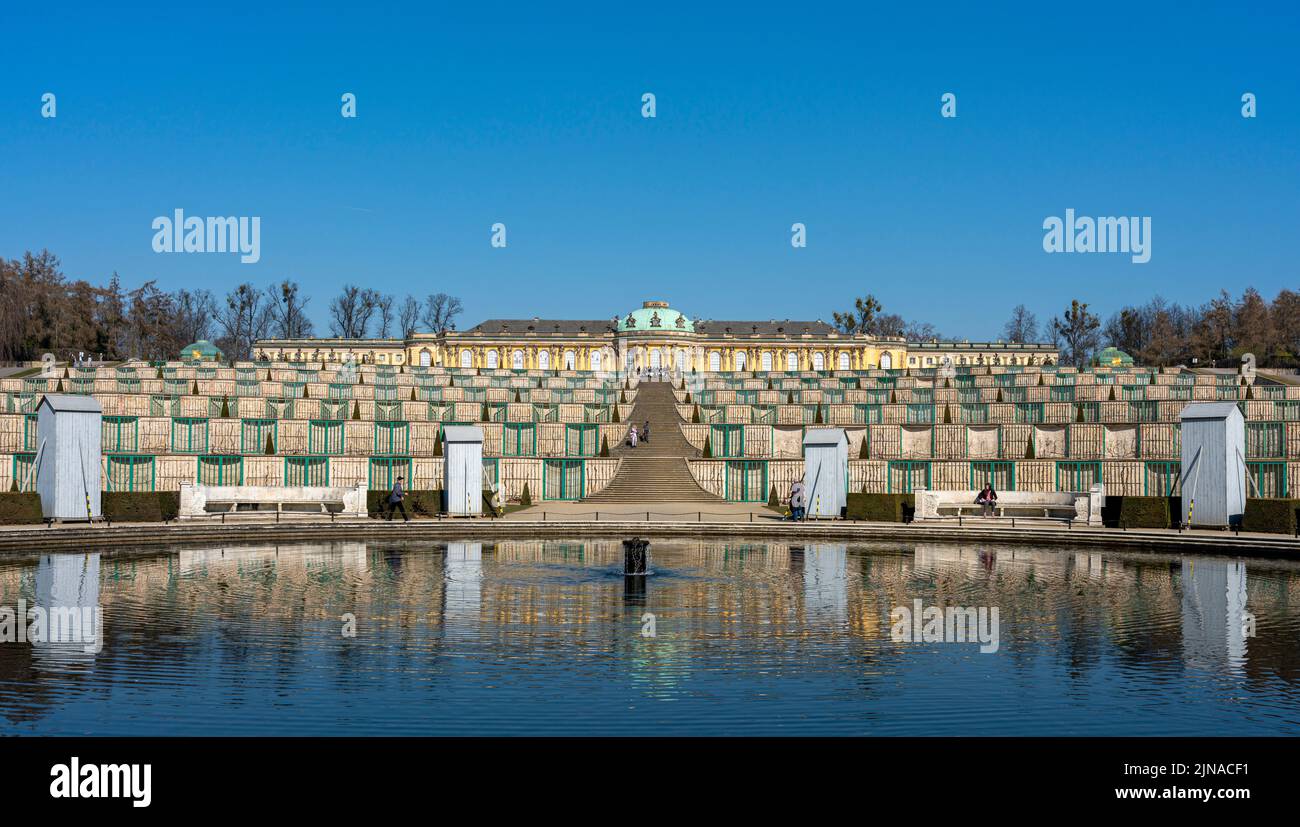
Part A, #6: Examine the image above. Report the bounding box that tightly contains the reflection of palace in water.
[1,538,1298,730]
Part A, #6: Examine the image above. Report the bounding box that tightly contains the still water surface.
[1,538,1298,735]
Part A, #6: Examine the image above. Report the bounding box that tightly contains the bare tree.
[421,293,463,333]
[216,283,266,361]
[399,295,422,339]
[1002,305,1038,343]
[172,289,217,346]
[1051,299,1101,367]
[832,295,882,335]
[266,280,314,339]
[329,285,378,338]
[374,293,395,338]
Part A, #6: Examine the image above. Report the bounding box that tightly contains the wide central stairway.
[583,381,721,504]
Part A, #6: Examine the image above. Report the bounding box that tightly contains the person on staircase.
[628,424,638,448]
[642,419,650,444]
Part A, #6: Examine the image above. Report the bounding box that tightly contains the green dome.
[1095,347,1134,367]
[618,301,694,333]
[181,340,224,362]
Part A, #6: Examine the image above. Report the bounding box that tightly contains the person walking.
[386,475,409,522]
[629,424,639,448]
[789,479,806,521]
[642,419,650,444]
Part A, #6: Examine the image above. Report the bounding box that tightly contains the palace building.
[255,300,1058,371]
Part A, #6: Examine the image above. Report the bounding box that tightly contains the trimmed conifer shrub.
[520,482,532,506]
[352,401,361,420]
[600,435,610,457]
[702,435,713,458]
[264,433,275,455]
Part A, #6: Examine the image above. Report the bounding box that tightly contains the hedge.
[102,492,181,522]
[367,489,444,518]
[846,492,915,522]
[0,492,43,525]
[1242,499,1300,535]
[1101,496,1176,529]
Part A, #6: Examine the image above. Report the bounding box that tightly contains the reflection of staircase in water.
[583,381,720,503]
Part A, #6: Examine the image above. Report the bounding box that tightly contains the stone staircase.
[583,381,720,503]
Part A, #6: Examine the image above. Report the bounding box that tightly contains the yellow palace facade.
[254,301,1058,372]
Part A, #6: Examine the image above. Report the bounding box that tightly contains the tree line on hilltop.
[833,290,1300,368]
[0,250,462,363]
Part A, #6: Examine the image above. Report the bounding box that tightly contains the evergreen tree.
[1025,437,1035,459]
[520,482,532,506]
[692,404,700,423]
[352,401,361,420]
[600,434,610,457]
[264,432,275,455]
[702,435,713,458]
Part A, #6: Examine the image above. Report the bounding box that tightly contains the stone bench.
[914,485,1103,525]
[179,483,368,520]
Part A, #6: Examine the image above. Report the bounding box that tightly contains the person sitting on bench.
[975,483,997,517]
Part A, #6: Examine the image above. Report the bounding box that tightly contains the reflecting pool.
[1,539,1298,735]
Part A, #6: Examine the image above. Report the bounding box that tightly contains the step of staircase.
[584,381,720,504]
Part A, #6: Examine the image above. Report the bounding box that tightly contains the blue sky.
[2,1,1297,340]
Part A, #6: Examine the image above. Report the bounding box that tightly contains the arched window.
[590,351,602,372]
[761,351,773,371]
[460,349,472,368]
[880,353,893,370]
[564,350,575,370]
[650,349,662,370]
[837,352,850,371]
[419,349,432,367]
[486,350,499,369]
[812,352,825,371]
[538,350,550,371]
[787,352,799,372]
[709,351,721,372]
[512,350,525,370]
[735,351,746,371]
[675,350,687,374]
